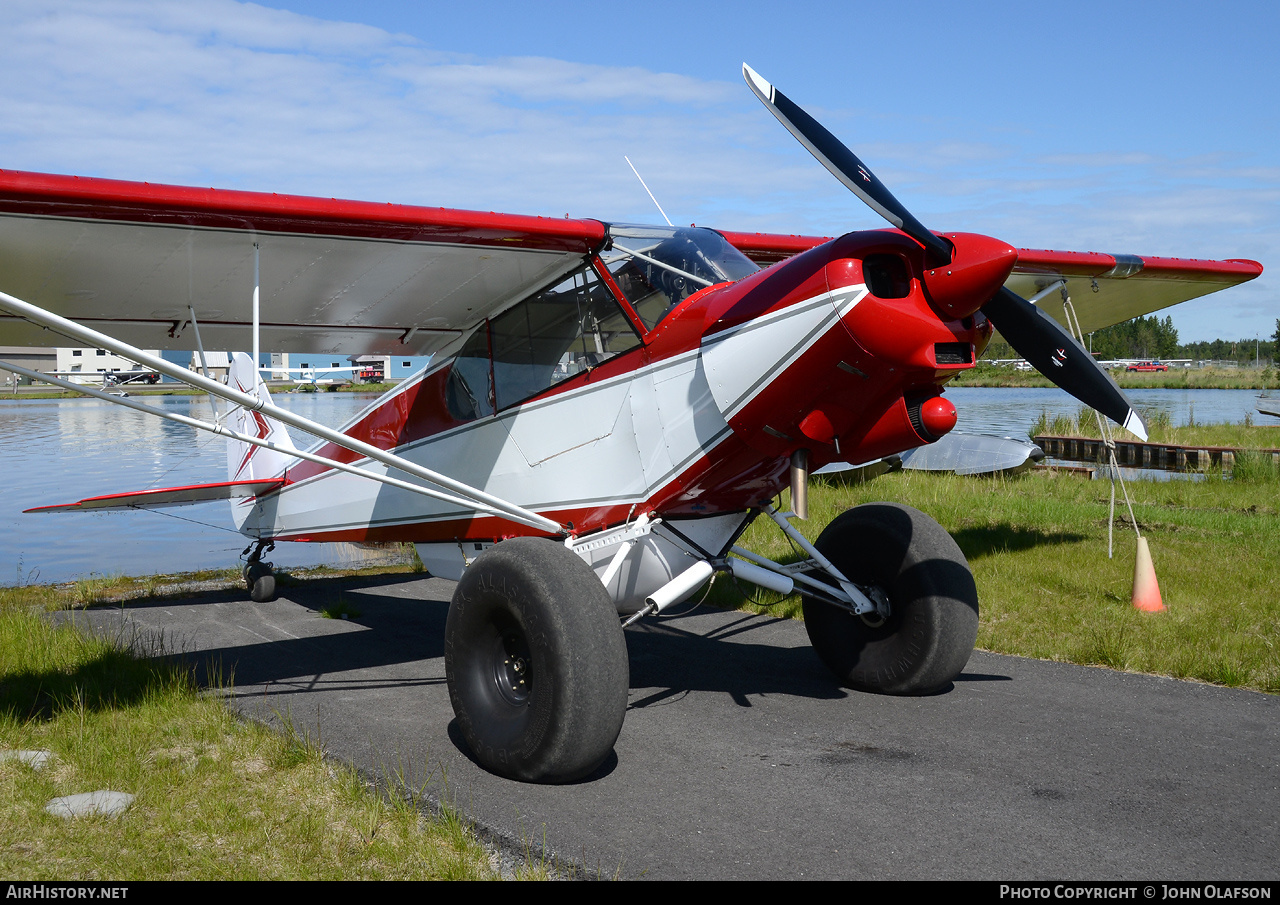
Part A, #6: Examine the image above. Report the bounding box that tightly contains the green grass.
[0,583,534,880]
[952,364,1279,390]
[949,366,1057,388]
[0,387,208,400]
[1030,408,1280,450]
[714,469,1280,694]
[1231,449,1280,482]
[318,596,363,620]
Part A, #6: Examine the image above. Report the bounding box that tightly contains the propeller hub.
[921,233,1017,320]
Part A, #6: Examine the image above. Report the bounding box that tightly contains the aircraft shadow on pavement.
[625,606,975,707]
[193,588,452,692]
[70,575,1010,709]
[58,574,449,694]
[88,571,422,613]
[179,600,857,706]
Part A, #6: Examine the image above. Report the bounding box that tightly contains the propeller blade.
[983,287,1148,441]
[742,64,953,267]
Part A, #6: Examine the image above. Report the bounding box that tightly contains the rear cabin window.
[446,328,494,422]
[444,261,641,421]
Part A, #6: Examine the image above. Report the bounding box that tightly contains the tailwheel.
[445,537,629,783]
[242,541,277,603]
[802,503,978,695]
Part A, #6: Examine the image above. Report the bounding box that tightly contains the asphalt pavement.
[62,572,1279,880]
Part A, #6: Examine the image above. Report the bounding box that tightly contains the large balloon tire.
[802,503,978,695]
[445,537,629,783]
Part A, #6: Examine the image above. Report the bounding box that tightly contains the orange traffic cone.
[1132,536,1164,612]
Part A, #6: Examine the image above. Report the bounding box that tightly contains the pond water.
[1,391,389,586]
[0,387,1267,585]
[946,386,1266,438]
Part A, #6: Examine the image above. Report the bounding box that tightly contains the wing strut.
[186,302,222,420]
[0,288,565,534]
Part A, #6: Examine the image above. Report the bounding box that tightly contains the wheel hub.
[860,586,891,627]
[493,632,531,706]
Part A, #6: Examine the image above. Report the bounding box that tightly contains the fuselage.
[236,226,1005,547]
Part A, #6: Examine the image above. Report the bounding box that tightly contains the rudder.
[225,352,297,484]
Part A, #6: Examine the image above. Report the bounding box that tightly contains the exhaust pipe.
[790,448,809,519]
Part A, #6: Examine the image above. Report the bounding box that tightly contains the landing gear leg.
[242,540,277,603]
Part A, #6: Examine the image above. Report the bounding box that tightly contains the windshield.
[601,225,758,330]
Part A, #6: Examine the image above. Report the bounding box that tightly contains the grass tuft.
[318,596,363,620]
[1232,449,1280,483]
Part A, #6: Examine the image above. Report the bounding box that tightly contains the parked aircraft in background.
[47,367,160,387]
[260,363,361,390]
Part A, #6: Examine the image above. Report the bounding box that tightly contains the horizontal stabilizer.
[26,479,284,513]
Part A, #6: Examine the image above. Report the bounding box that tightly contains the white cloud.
[0,0,757,219]
[0,0,1272,341]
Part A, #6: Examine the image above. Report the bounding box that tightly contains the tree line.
[981,316,1279,365]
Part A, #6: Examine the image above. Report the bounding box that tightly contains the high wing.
[0,169,1257,356]
[0,169,606,355]
[720,230,1263,334]
[1005,249,1263,334]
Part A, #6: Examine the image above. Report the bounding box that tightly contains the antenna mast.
[624,156,674,227]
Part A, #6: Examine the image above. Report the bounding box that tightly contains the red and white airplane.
[0,66,1261,783]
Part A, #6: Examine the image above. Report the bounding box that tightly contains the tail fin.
[226,352,297,483]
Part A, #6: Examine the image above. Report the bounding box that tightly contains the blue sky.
[1,0,1275,341]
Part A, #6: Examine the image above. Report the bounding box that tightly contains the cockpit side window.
[444,260,643,420]
[606,258,672,331]
[490,262,640,409]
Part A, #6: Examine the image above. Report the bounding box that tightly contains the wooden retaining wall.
[1032,435,1280,473]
